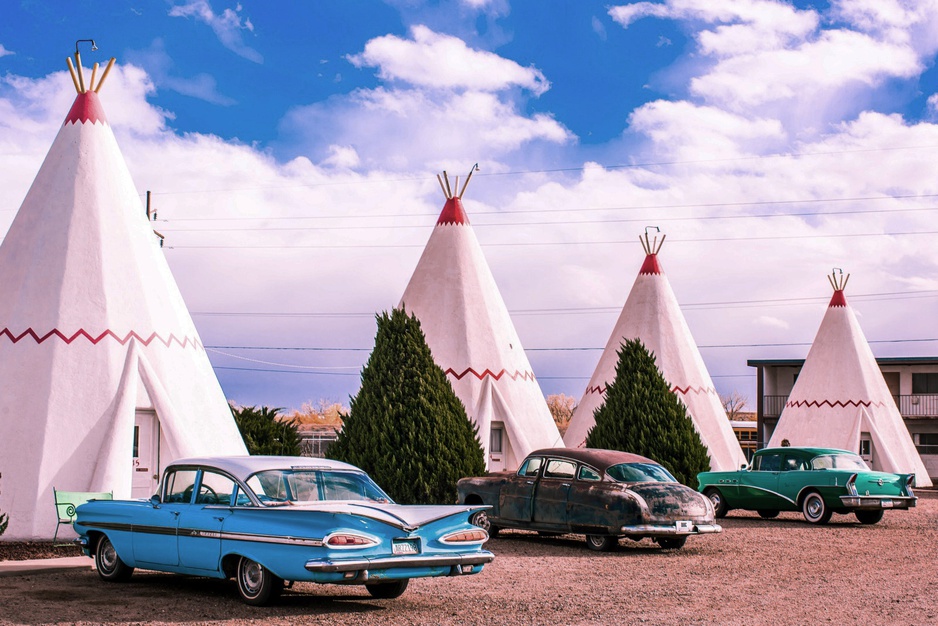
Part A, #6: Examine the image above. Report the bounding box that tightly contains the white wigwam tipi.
[768,271,931,486]
[563,232,745,471]
[399,169,562,470]
[0,53,246,539]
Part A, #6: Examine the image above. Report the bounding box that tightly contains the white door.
[132,410,161,498]
[859,433,873,465]
[489,424,505,472]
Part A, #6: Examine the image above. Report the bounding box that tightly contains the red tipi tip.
[65,91,108,126]
[437,197,469,226]
[829,290,847,307]
[639,253,662,275]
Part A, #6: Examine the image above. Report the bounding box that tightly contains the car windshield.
[810,453,870,471]
[606,462,677,483]
[245,469,392,505]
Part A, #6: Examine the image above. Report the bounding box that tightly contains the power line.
[164,229,938,250]
[191,287,938,320]
[156,205,938,233]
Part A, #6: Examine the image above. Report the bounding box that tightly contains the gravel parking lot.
[1,496,936,625]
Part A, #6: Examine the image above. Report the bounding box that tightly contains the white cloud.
[347,25,549,95]
[169,0,263,63]
[754,316,790,331]
[691,29,920,110]
[126,39,236,106]
[0,44,13,58]
[280,87,571,171]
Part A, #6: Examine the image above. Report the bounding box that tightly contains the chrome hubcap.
[807,497,822,518]
[240,560,263,594]
[471,511,490,531]
[100,541,117,572]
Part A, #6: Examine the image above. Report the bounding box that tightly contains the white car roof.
[167,455,362,482]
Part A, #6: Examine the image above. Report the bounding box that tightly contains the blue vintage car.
[73,456,494,605]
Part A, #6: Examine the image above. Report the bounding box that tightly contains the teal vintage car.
[697,447,916,525]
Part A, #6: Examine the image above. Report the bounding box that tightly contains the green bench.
[53,488,112,545]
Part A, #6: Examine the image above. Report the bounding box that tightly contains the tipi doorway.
[859,433,873,465]
[489,424,506,472]
[132,410,161,498]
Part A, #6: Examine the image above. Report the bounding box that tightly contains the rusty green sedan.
[456,448,721,551]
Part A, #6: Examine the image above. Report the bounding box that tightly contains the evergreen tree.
[232,405,301,456]
[328,308,485,504]
[585,338,710,488]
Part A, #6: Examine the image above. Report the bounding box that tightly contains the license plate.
[675,520,693,533]
[881,500,894,508]
[392,539,420,555]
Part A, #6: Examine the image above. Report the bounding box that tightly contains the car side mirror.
[740,464,748,470]
[149,494,161,508]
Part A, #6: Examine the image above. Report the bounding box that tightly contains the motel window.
[912,373,938,394]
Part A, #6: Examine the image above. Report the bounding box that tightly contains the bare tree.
[547,393,576,436]
[720,391,748,420]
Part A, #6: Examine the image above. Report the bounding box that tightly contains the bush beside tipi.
[328,309,486,504]
[586,339,711,489]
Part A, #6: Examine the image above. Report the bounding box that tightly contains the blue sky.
[4,0,938,412]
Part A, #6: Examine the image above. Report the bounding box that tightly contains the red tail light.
[325,533,378,547]
[441,529,488,544]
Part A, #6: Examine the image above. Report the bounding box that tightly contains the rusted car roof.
[528,448,658,473]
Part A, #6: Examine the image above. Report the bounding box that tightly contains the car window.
[233,485,255,507]
[543,459,576,479]
[606,463,677,483]
[163,469,199,503]
[754,454,782,471]
[782,455,806,472]
[518,457,543,478]
[578,465,601,481]
[197,471,237,505]
[810,453,869,471]
[321,472,387,501]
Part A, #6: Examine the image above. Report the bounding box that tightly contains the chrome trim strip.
[81,521,324,547]
[739,485,797,504]
[304,551,495,573]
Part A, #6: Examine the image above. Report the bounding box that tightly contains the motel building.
[749,357,938,482]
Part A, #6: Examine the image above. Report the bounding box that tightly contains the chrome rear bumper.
[305,550,495,573]
[619,523,722,536]
[840,495,916,510]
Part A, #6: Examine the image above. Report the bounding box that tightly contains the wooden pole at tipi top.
[640,225,665,256]
[436,164,480,200]
[66,39,115,95]
[828,267,850,292]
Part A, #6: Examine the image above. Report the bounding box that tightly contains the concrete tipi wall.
[564,234,745,472]
[399,171,562,470]
[768,272,931,486]
[0,61,246,539]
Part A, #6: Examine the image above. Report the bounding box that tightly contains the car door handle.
[525,480,535,485]
[561,483,571,487]
[171,511,180,517]
[213,516,225,522]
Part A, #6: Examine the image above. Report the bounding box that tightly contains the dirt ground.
[1,497,936,626]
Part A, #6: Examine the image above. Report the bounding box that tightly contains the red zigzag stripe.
[444,367,537,382]
[0,327,202,350]
[585,384,717,396]
[786,399,888,409]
